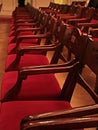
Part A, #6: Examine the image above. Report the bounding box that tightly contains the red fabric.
[9,30,33,37]
[8,42,38,54]
[91,19,98,23]
[9,30,14,37]
[10,25,14,30]
[8,43,17,54]
[8,35,38,44]
[56,13,71,17]
[0,101,71,130]
[8,36,15,44]
[10,24,14,28]
[6,54,49,70]
[17,38,38,43]
[1,71,61,100]
[18,31,34,35]
[93,38,98,41]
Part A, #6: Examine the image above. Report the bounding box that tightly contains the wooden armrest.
[20,104,98,130]
[16,18,33,21]
[16,22,37,26]
[21,116,98,130]
[17,27,42,32]
[17,42,60,54]
[61,15,77,20]
[56,13,69,17]
[16,17,32,19]
[68,18,87,22]
[16,19,34,23]
[21,59,77,70]
[17,32,50,41]
[68,18,89,26]
[19,62,79,77]
[77,22,98,27]
[90,28,98,32]
[21,104,98,122]
[13,33,51,51]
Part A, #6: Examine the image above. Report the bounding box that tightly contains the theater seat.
[0,101,71,130]
[1,27,90,101]
[7,15,57,54]
[5,19,67,71]
[0,60,97,130]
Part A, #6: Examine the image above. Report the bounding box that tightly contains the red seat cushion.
[56,13,71,17]
[93,38,98,41]
[1,71,61,100]
[9,30,15,36]
[0,101,71,130]
[91,19,98,23]
[6,54,49,70]
[18,31,34,35]
[8,35,38,44]
[9,30,34,37]
[8,42,38,54]
[8,36,15,43]
[8,27,36,43]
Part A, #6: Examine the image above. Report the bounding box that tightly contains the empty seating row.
[0,3,98,130]
[10,3,98,94]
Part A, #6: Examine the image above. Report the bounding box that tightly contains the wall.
[54,0,87,5]
[32,0,72,7]
[0,0,32,15]
[54,0,71,4]
[25,0,32,4]
[54,0,63,4]
[0,0,17,15]
[32,0,50,8]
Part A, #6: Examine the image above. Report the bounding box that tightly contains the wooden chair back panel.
[83,39,98,75]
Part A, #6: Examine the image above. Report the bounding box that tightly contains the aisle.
[0,17,11,93]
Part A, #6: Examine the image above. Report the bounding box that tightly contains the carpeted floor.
[0,17,10,96]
